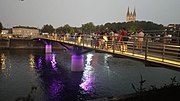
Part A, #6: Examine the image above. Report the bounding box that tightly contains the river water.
[0,49,180,101]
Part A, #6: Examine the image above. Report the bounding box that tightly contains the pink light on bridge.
[45,44,52,53]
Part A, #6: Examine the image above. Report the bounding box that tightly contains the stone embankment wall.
[0,39,63,49]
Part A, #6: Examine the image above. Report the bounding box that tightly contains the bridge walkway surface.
[38,35,180,68]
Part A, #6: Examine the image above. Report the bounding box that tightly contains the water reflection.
[35,53,64,100]
[71,55,84,72]
[80,53,95,94]
[34,53,84,101]
[0,53,6,70]
[29,54,35,70]
[104,54,112,69]
[0,50,180,101]
[45,53,58,71]
[37,56,43,69]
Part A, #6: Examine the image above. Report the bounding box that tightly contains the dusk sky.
[0,0,180,28]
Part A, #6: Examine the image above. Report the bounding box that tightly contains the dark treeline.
[0,21,165,35]
[41,21,165,35]
[0,22,3,33]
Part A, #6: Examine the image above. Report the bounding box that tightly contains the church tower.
[126,7,136,22]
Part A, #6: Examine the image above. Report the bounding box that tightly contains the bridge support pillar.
[71,55,84,72]
[45,44,52,53]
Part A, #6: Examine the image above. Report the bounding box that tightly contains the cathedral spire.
[126,7,136,22]
[133,8,136,16]
[127,6,130,16]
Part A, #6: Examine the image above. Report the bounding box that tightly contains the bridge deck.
[39,36,180,68]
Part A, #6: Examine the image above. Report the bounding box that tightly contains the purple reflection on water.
[45,54,51,61]
[51,54,57,71]
[79,54,95,93]
[71,55,84,72]
[37,57,42,69]
[49,79,64,99]
[45,53,57,71]
[79,76,95,92]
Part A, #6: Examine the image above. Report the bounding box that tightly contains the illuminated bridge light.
[45,44,52,53]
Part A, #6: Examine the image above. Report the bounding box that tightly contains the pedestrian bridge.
[34,35,180,69]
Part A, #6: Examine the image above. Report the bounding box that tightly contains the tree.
[56,26,63,35]
[81,22,95,34]
[0,22,3,33]
[41,24,55,34]
[62,24,74,34]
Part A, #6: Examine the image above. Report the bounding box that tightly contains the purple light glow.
[51,54,57,71]
[37,57,42,69]
[71,55,84,72]
[79,54,95,93]
[46,54,58,71]
[79,76,95,92]
[45,44,52,53]
[38,39,41,41]
[49,79,64,99]
[46,54,52,61]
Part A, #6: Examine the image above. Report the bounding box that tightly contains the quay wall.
[0,39,63,49]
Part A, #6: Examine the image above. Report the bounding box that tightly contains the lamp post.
[178,28,180,58]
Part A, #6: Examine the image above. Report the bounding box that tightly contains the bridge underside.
[33,38,94,55]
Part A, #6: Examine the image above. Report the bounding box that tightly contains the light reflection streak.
[49,79,64,99]
[37,56,42,69]
[79,53,95,93]
[0,53,11,78]
[51,54,57,71]
[29,54,35,69]
[1,53,6,70]
[46,53,58,71]
[104,54,112,69]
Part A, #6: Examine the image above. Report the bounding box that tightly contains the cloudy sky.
[0,0,180,28]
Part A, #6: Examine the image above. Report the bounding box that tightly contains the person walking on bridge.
[137,29,144,52]
[121,27,128,52]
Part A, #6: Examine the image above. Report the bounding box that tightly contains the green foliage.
[95,21,164,33]
[44,21,165,35]
[132,74,147,93]
[41,24,55,34]
[56,26,63,34]
[81,22,95,34]
[63,24,74,34]
[132,75,180,94]
[56,24,75,35]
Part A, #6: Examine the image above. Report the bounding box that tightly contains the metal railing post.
[145,36,148,61]
[162,44,165,62]
[133,40,135,56]
[113,40,115,53]
[82,34,84,47]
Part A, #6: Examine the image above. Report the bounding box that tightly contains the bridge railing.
[45,32,180,67]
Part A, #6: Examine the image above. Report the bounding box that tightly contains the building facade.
[12,26,40,38]
[126,7,136,22]
[1,29,9,34]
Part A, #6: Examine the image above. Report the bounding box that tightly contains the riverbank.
[88,85,180,101]
[0,38,63,49]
